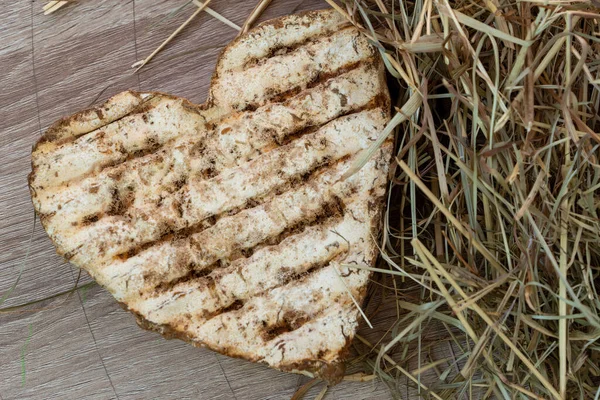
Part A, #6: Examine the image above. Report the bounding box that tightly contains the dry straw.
[43,1,68,15]
[333,0,600,398]
[13,0,600,398]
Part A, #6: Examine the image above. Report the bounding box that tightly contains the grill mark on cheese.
[146,206,345,299]
[255,60,364,111]
[63,156,341,268]
[260,303,356,366]
[261,309,312,342]
[120,170,347,273]
[119,174,379,331]
[32,27,375,193]
[178,111,382,223]
[216,9,346,72]
[31,96,208,190]
[32,63,381,217]
[239,24,353,71]
[34,91,151,148]
[106,211,353,308]
[45,111,385,267]
[189,264,366,356]
[150,247,336,326]
[146,262,337,344]
[152,267,212,295]
[41,97,384,232]
[71,155,355,273]
[210,28,374,112]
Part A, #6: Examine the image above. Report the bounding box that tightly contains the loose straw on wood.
[132,0,213,71]
[239,0,273,35]
[356,335,445,400]
[43,1,68,15]
[192,0,241,31]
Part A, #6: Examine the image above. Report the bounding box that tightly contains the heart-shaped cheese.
[29,9,391,383]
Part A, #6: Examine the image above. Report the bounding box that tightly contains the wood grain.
[0,2,447,399]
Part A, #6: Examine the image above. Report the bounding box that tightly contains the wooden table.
[0,1,407,399]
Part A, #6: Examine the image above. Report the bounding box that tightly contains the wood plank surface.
[0,2,447,399]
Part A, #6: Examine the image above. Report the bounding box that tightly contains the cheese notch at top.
[29,9,392,383]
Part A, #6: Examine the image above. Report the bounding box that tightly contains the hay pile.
[331,0,600,398]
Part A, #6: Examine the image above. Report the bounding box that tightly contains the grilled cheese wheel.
[29,9,392,384]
